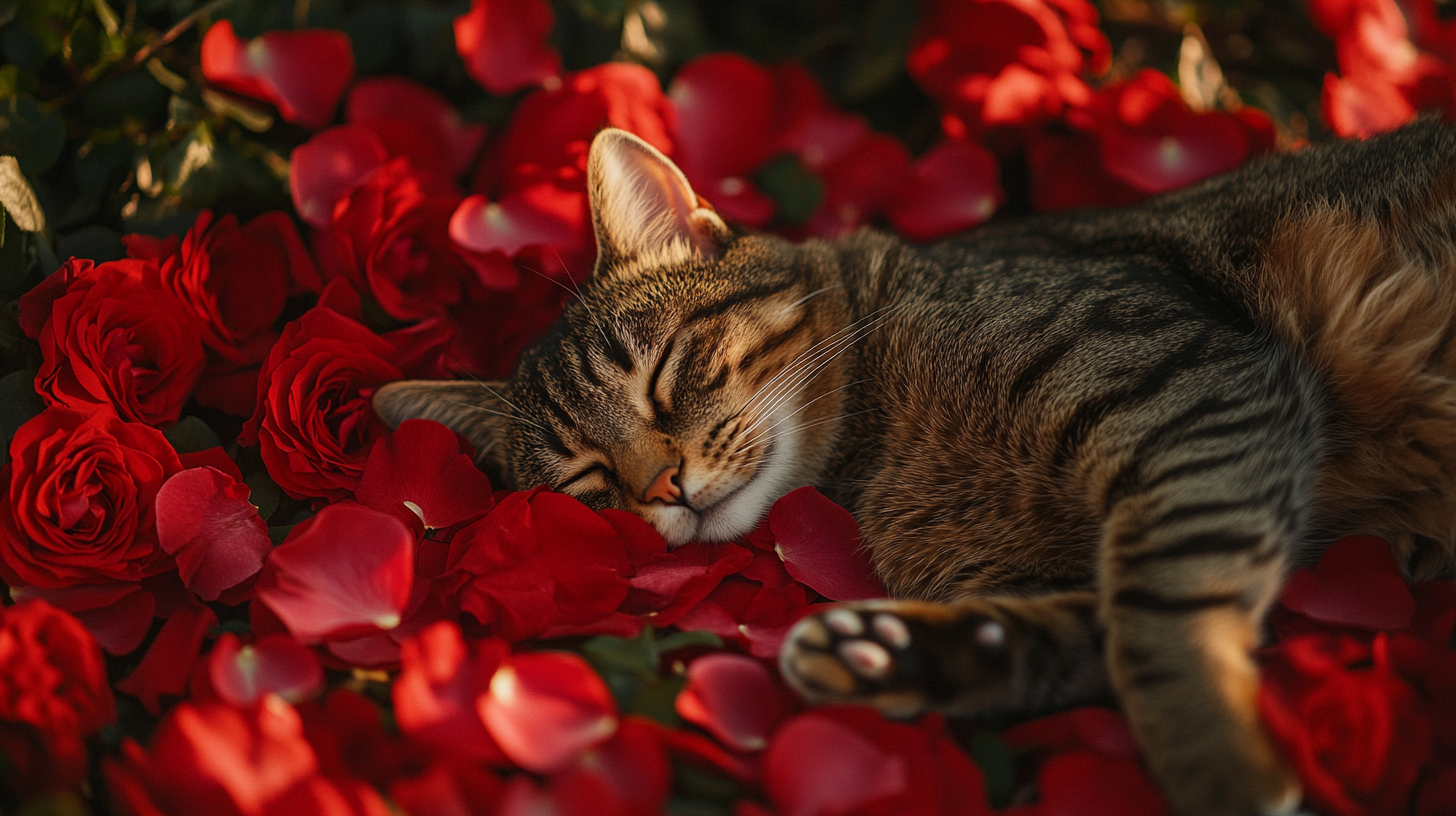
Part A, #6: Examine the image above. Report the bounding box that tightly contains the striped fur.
[375,122,1456,816]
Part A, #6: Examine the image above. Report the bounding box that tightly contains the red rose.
[105,697,390,816]
[0,407,181,589]
[907,0,1110,140]
[312,155,471,322]
[240,307,404,501]
[128,211,319,416]
[1260,634,1431,816]
[21,257,206,428]
[0,600,115,794]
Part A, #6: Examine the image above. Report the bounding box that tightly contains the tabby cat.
[374,121,1456,816]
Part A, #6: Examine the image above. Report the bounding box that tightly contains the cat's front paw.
[779,601,1012,717]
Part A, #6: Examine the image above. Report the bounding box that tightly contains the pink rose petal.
[768,487,887,601]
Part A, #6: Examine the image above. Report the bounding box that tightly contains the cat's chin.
[655,432,804,547]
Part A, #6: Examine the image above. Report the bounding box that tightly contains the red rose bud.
[479,651,618,773]
[200,19,355,130]
[256,503,415,644]
[1260,633,1432,816]
[440,490,633,642]
[454,0,562,95]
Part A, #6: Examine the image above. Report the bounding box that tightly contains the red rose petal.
[290,125,391,228]
[256,503,415,644]
[886,137,1004,241]
[10,583,157,656]
[668,53,779,183]
[115,600,218,714]
[209,633,324,707]
[156,466,271,602]
[346,76,486,178]
[768,487,887,601]
[355,419,495,532]
[479,651,618,773]
[675,653,794,752]
[1281,535,1416,631]
[393,621,510,764]
[454,0,562,95]
[1002,706,1142,759]
[201,20,354,130]
[450,183,585,258]
[761,711,907,816]
[1034,751,1171,816]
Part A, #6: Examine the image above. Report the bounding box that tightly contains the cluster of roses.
[2,0,1456,813]
[1312,0,1456,137]
[904,0,1276,209]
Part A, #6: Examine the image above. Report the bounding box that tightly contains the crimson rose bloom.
[1260,634,1431,816]
[241,307,403,501]
[312,157,470,322]
[0,600,115,794]
[20,257,206,428]
[0,407,181,589]
[125,211,320,416]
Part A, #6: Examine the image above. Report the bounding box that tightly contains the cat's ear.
[372,380,514,488]
[587,128,730,275]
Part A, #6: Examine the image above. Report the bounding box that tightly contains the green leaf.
[656,629,723,654]
[0,95,65,175]
[164,415,223,454]
[245,471,283,521]
[969,728,1018,809]
[582,628,660,679]
[627,671,685,727]
[671,759,746,804]
[0,369,43,465]
[755,153,823,227]
[268,524,295,546]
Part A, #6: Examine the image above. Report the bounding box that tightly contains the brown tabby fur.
[375,121,1456,816]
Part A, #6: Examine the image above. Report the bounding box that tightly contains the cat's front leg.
[779,592,1109,718]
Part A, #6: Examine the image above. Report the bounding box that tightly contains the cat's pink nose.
[644,465,683,505]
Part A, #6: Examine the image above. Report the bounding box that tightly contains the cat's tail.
[1251,178,1456,579]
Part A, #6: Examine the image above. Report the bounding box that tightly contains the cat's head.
[375,129,853,545]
